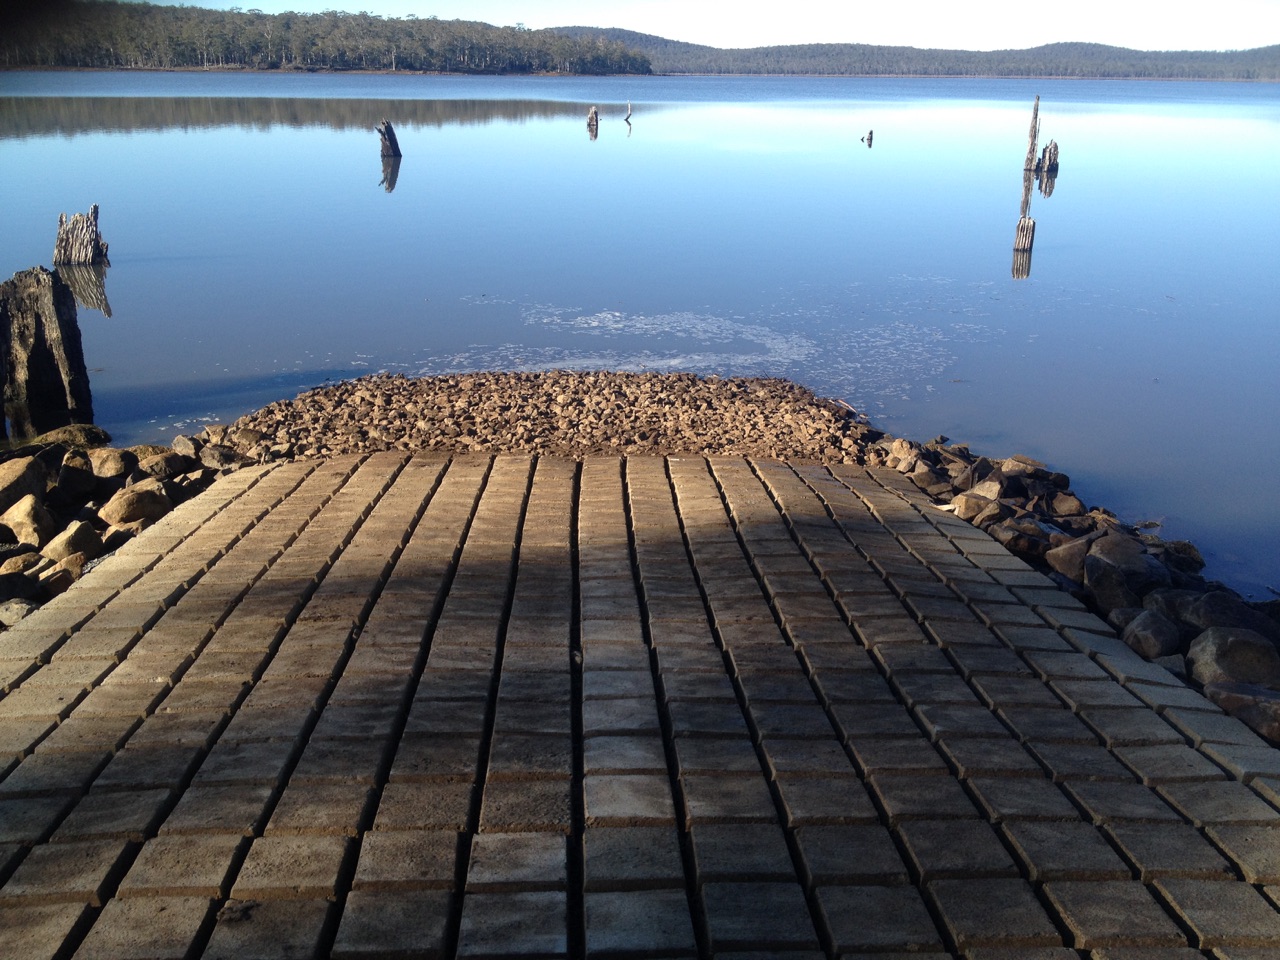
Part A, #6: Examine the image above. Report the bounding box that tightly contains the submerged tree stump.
[53,204,109,267]
[0,267,95,440]
[376,118,402,158]
[587,105,600,141]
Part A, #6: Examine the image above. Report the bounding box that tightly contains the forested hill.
[0,1,651,75]
[554,27,1280,80]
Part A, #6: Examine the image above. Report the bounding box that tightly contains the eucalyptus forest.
[2,1,653,75]
[2,0,1277,79]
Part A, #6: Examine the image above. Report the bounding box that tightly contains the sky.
[189,0,1279,51]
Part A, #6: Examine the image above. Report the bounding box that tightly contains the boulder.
[87,447,136,479]
[0,494,58,547]
[138,451,196,481]
[41,520,102,564]
[1122,610,1185,660]
[1202,682,1280,741]
[199,444,243,470]
[1187,627,1280,689]
[987,519,1051,558]
[0,551,44,576]
[1083,552,1142,613]
[0,456,48,516]
[1142,588,1201,630]
[0,570,43,603]
[30,423,111,448]
[172,435,203,459]
[1044,535,1096,585]
[952,491,996,523]
[55,450,97,501]
[1046,491,1085,517]
[98,481,172,526]
[1183,591,1280,645]
[1084,532,1172,612]
[1107,606,1144,632]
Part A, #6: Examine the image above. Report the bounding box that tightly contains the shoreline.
[4,66,1274,83]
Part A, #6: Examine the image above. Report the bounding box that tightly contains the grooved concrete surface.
[3,452,1280,959]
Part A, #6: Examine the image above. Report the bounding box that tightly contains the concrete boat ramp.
[3,452,1280,958]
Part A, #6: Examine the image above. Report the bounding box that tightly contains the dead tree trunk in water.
[0,267,95,440]
[376,118,402,158]
[1023,96,1041,172]
[587,105,600,141]
[53,204,110,266]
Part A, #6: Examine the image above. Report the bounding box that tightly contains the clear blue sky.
[192,0,1278,51]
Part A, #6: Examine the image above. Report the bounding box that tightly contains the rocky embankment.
[3,371,1278,738]
[0,424,243,623]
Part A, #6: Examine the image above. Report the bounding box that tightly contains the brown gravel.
[225,371,886,462]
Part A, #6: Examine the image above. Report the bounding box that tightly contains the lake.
[1,71,1278,597]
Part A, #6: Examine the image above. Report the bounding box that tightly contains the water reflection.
[1011,97,1060,280]
[380,156,402,193]
[0,96,601,139]
[56,263,112,318]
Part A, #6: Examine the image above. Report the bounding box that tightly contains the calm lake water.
[2,71,1278,596]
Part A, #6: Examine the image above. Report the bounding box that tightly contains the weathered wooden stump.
[376,118,402,158]
[587,105,600,141]
[0,267,95,440]
[1012,217,1036,279]
[53,204,109,267]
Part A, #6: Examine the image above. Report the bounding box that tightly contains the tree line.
[1,1,653,75]
[556,28,1280,81]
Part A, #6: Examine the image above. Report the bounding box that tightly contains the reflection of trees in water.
[0,97,622,139]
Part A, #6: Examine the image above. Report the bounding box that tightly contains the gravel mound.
[226,371,886,462]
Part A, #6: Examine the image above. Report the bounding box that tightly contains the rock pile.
[222,371,883,462]
[875,434,1280,736]
[0,425,241,624]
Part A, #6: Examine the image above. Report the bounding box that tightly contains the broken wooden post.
[53,204,109,267]
[1036,140,1059,198]
[587,105,600,140]
[1023,95,1041,172]
[376,118,402,158]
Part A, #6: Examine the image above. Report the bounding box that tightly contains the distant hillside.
[553,27,1280,80]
